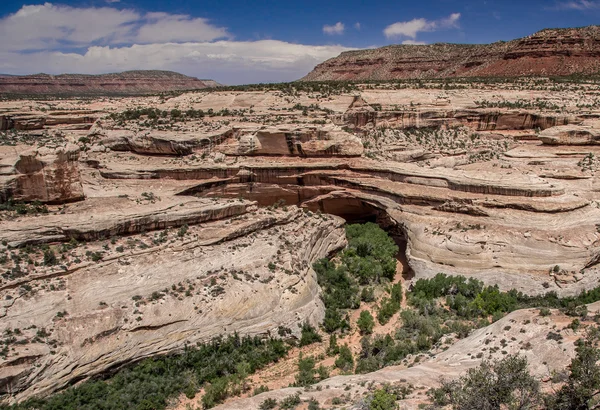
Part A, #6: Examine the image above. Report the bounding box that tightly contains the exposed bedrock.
[215,125,364,157]
[103,161,564,198]
[0,197,254,248]
[185,182,600,295]
[336,107,575,131]
[539,124,600,145]
[97,129,232,156]
[0,145,84,204]
[302,26,600,81]
[0,205,346,401]
[97,126,363,157]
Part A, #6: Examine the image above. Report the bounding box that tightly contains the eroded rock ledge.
[0,202,346,401]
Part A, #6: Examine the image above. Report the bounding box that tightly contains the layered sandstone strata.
[0,145,84,203]
[303,26,600,81]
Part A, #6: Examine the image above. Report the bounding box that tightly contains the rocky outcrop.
[338,107,573,131]
[217,126,364,157]
[102,131,198,156]
[219,304,598,409]
[0,145,84,203]
[0,70,221,96]
[539,125,600,145]
[12,116,46,131]
[302,26,600,81]
[0,116,12,131]
[0,197,254,248]
[0,206,346,401]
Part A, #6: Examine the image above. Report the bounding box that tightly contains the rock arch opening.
[190,183,414,280]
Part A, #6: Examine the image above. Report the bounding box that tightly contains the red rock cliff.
[302,26,600,81]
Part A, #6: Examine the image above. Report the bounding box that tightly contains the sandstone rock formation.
[302,26,600,81]
[216,126,364,157]
[2,77,600,405]
[0,145,84,203]
[539,125,600,145]
[0,201,345,401]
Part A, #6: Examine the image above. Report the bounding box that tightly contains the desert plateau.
[0,9,600,410]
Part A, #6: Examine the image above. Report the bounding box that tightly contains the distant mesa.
[0,70,221,96]
[302,25,600,81]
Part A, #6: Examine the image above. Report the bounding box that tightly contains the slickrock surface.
[303,26,600,81]
[2,77,600,403]
[0,203,345,400]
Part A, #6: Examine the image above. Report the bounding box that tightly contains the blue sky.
[0,0,599,84]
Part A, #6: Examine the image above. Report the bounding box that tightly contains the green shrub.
[335,344,354,373]
[259,398,277,410]
[294,354,316,387]
[357,310,375,335]
[429,355,540,409]
[299,322,322,347]
[369,388,398,410]
[3,334,287,410]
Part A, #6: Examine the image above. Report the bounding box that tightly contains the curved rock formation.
[2,79,600,406]
[0,203,345,401]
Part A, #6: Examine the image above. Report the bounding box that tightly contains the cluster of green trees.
[2,335,287,410]
[313,222,399,333]
[352,271,598,376]
[108,107,248,124]
[0,199,48,216]
[217,81,359,96]
[410,272,600,319]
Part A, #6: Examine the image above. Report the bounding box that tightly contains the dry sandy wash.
[1,78,600,407]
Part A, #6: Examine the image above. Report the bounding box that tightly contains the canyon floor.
[1,78,600,408]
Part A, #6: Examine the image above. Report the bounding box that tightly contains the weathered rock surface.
[0,197,253,248]
[218,304,599,409]
[0,145,84,203]
[0,204,345,401]
[216,126,364,157]
[539,125,600,145]
[303,26,600,81]
[2,78,600,405]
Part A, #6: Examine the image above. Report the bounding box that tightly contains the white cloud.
[0,40,351,84]
[0,2,229,51]
[384,12,461,39]
[136,12,229,43]
[323,22,345,35]
[0,3,353,84]
[402,40,427,45]
[554,0,600,9]
[354,22,361,30]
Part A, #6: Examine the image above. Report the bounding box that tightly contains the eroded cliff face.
[302,26,600,81]
[0,203,346,401]
[3,80,600,405]
[0,145,84,203]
